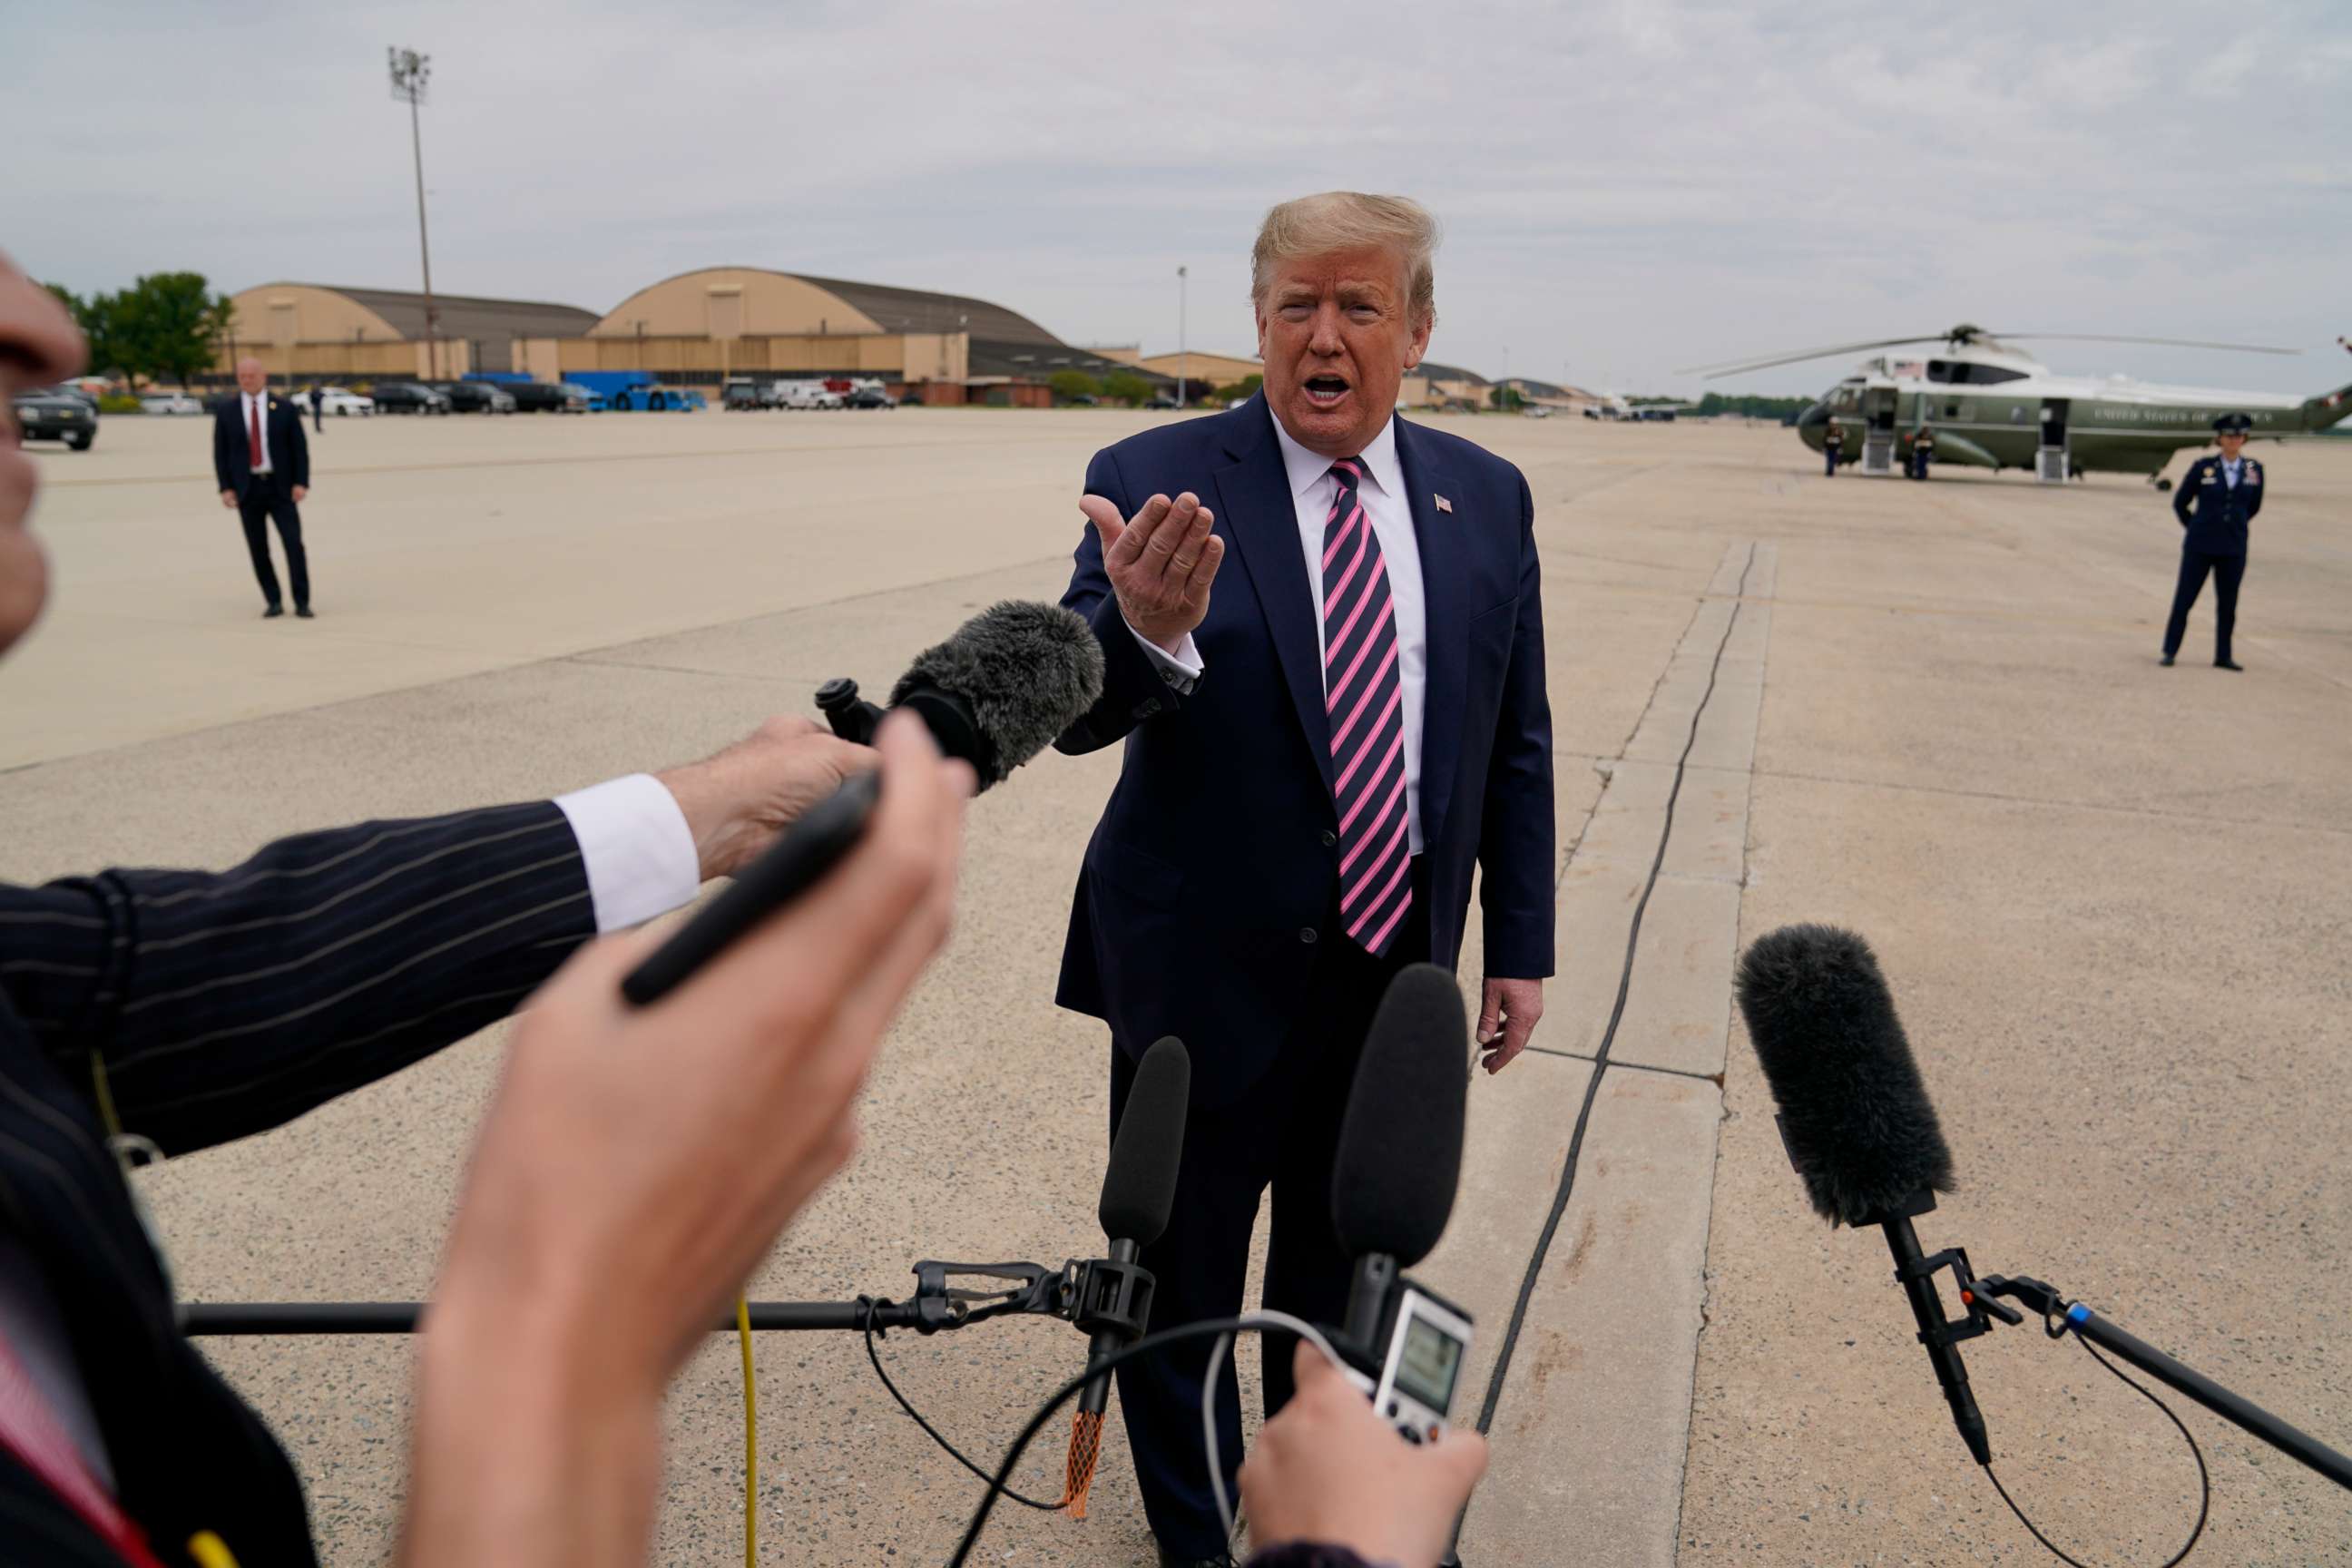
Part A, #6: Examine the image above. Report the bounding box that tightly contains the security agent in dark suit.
[1054,191,1551,1567]
[2161,412,2263,670]
[1822,418,1843,476]
[212,357,313,618]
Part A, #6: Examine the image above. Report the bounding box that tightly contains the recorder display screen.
[1393,1312,1465,1413]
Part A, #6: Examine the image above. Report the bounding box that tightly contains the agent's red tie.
[1321,457,1411,956]
[248,397,263,472]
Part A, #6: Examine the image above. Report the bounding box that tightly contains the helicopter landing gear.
[2151,475,2174,493]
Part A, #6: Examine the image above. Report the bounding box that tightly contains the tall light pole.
[387,48,439,379]
[1176,265,1188,411]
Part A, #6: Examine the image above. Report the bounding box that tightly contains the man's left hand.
[291,485,308,503]
[656,714,873,882]
[1475,976,1544,1073]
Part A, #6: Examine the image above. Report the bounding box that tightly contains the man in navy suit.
[212,356,314,617]
[1054,191,1553,1566]
[2162,412,2263,671]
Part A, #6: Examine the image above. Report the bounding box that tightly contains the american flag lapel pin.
[1435,494,1453,514]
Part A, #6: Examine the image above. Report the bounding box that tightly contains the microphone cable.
[946,1314,1350,1568]
[1982,1308,2210,1568]
[855,1300,1064,1512]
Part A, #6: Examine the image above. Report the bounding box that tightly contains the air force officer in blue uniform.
[2162,412,2262,670]
[1052,192,1554,1566]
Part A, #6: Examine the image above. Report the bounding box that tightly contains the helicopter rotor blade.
[1984,333,2299,356]
[1672,336,1954,377]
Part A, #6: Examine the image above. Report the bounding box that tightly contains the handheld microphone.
[1330,964,1474,1443]
[817,601,1105,791]
[1063,1036,1190,1514]
[1734,924,1988,1465]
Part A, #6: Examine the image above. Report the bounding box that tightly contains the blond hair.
[1250,192,1439,328]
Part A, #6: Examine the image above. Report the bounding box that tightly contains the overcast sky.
[8,0,2348,397]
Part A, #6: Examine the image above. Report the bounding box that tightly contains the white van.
[777,382,844,410]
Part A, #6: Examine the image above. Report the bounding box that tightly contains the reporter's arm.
[0,716,865,1156]
[402,714,969,1568]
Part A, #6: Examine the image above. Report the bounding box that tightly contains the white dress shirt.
[1132,409,1429,852]
[241,391,273,473]
[2221,456,2242,488]
[554,772,705,931]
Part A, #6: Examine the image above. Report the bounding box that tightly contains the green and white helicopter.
[1687,326,2352,487]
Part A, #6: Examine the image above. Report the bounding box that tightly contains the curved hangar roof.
[227,283,600,348]
[590,267,1063,345]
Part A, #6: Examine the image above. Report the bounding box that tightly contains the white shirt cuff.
[1130,624,1203,693]
[554,773,703,933]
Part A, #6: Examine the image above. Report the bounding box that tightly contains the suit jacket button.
[1299,926,1318,945]
[1320,830,1337,848]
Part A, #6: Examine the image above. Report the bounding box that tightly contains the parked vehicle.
[722,379,766,411]
[777,382,843,410]
[842,387,897,410]
[139,392,205,416]
[507,381,589,414]
[371,382,452,415]
[12,388,97,449]
[433,381,517,415]
[562,382,608,412]
[606,384,705,412]
[1142,395,1178,410]
[315,386,376,416]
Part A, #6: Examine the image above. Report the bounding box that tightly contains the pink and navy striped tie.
[1322,457,1412,956]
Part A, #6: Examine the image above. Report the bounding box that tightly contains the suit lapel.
[1396,416,1469,851]
[1211,397,1337,798]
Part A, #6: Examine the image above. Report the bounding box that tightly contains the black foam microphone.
[1078,1041,1189,1413]
[816,601,1105,790]
[1332,964,1469,1355]
[1066,1037,1190,1512]
[1734,924,1988,1465]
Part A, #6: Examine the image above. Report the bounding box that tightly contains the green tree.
[1489,385,1525,412]
[1101,369,1154,407]
[111,272,234,389]
[1048,368,1102,404]
[1212,374,1263,404]
[44,283,121,385]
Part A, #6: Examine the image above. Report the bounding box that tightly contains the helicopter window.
[1958,364,2027,385]
[1926,360,1957,383]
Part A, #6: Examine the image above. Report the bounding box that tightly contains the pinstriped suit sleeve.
[0,801,593,1156]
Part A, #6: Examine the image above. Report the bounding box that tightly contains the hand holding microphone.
[1241,1340,1488,1568]
[406,714,972,1568]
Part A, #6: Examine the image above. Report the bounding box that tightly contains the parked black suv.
[508,381,588,414]
[371,382,452,415]
[11,387,97,449]
[842,387,897,410]
[722,380,766,411]
[432,381,517,414]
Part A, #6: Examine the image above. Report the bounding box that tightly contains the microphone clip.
[1886,1240,2023,1352]
[1067,1254,1154,1345]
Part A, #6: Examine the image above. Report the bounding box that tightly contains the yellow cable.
[737,1293,757,1568]
[89,1050,123,1141]
[187,1531,240,1568]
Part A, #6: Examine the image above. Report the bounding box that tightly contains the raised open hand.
[1083,489,1224,653]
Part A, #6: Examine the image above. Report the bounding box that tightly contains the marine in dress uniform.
[2161,412,2262,670]
[1822,418,1844,476]
[1907,420,1937,480]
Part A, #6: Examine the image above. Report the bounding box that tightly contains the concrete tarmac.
[5,409,2347,1564]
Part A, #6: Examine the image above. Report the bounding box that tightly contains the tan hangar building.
[219,283,601,382]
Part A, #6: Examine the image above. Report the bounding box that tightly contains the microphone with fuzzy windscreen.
[1734,924,1986,1465]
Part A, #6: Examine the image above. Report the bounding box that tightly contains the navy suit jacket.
[2172,453,2263,555]
[1054,396,1554,1102]
[211,393,310,499]
[0,803,593,1565]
